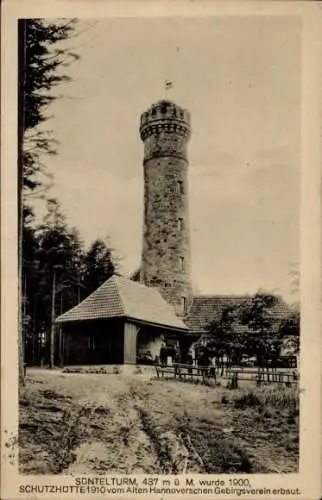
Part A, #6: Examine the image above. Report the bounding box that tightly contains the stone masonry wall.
[140,121,192,317]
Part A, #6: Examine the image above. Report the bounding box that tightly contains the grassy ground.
[19,368,299,475]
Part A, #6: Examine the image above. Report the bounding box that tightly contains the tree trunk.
[49,269,56,368]
[18,19,26,386]
[32,299,36,364]
[58,294,63,367]
[18,266,24,385]
[77,271,81,303]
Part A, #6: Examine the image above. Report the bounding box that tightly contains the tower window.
[181,296,187,314]
[178,218,183,230]
[176,181,184,195]
[179,256,185,272]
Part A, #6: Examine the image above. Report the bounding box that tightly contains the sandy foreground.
[19,368,299,475]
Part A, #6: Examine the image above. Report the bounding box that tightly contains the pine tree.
[82,238,119,296]
[35,199,84,367]
[18,19,78,382]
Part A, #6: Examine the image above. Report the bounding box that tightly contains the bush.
[234,386,299,410]
[205,433,253,473]
[234,391,261,408]
[258,386,299,409]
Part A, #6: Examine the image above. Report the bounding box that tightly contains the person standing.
[160,341,167,365]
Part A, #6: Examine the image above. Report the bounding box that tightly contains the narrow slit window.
[178,218,183,230]
[177,181,184,195]
[179,256,185,272]
[181,296,187,314]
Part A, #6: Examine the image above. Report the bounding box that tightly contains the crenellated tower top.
[140,100,191,165]
[140,100,191,141]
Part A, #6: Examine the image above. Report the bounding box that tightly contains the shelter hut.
[55,275,188,366]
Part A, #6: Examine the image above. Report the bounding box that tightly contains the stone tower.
[139,99,192,317]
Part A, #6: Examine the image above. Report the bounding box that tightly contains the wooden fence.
[155,363,298,388]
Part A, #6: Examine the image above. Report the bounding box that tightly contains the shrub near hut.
[205,292,299,373]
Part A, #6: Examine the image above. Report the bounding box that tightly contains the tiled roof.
[185,295,290,333]
[185,295,247,333]
[56,275,188,331]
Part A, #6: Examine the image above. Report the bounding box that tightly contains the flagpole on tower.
[164,80,173,99]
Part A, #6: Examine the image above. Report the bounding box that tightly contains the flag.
[165,80,173,90]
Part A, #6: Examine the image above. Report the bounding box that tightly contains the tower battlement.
[140,100,191,164]
[140,100,191,141]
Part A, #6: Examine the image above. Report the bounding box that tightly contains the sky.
[33,15,301,301]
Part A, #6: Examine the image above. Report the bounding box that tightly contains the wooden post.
[123,322,138,364]
[233,372,239,389]
[257,371,262,386]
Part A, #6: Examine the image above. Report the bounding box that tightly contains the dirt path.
[19,369,299,475]
[20,371,162,474]
[68,384,160,474]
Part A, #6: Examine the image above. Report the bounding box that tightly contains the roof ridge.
[193,294,249,299]
[120,274,156,291]
[111,275,127,316]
